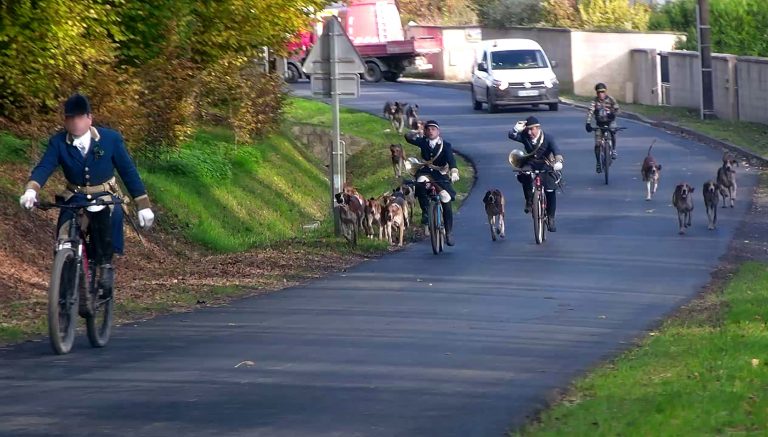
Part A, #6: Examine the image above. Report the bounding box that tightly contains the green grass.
[141,126,331,252]
[0,132,36,163]
[284,97,475,206]
[516,262,768,436]
[140,99,473,252]
[562,93,768,157]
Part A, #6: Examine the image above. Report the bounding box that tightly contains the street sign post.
[302,16,365,235]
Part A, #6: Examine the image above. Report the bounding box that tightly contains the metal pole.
[329,18,344,235]
[697,0,716,120]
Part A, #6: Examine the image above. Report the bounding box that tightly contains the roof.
[481,38,544,51]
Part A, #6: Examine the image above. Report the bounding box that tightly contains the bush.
[541,0,581,28]
[578,0,651,31]
[473,0,544,27]
[650,0,768,56]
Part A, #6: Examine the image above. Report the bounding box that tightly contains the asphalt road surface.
[0,82,757,437]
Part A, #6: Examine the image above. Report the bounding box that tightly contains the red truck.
[285,0,440,83]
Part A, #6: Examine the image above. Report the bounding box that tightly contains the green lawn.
[562,93,768,158]
[516,261,768,436]
[141,126,332,252]
[284,97,475,207]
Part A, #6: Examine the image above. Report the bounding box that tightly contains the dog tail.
[647,139,656,156]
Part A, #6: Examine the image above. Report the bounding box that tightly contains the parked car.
[471,39,560,113]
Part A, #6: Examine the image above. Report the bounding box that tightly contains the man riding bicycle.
[585,82,620,173]
[508,116,564,232]
[19,93,155,295]
[404,120,460,246]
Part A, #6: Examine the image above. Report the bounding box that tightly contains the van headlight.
[493,79,509,90]
[544,77,559,89]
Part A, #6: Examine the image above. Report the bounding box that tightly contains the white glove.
[138,208,155,229]
[553,161,563,171]
[513,120,526,133]
[19,189,37,210]
[450,168,460,183]
[439,190,452,204]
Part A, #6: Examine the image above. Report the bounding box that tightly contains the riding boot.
[518,173,533,213]
[594,145,602,173]
[443,202,454,246]
[545,191,557,232]
[99,264,115,298]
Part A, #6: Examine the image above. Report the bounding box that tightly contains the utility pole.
[697,0,716,120]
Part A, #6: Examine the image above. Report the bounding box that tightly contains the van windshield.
[490,49,548,70]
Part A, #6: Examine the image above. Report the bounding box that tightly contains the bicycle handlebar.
[596,126,627,133]
[36,198,123,211]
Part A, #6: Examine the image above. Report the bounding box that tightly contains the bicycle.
[404,157,450,255]
[519,169,555,244]
[36,198,122,355]
[596,126,627,185]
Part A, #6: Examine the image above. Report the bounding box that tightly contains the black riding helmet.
[595,82,607,93]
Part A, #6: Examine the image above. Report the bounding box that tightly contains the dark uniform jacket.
[404,132,457,173]
[508,129,564,167]
[25,126,150,255]
[26,126,150,210]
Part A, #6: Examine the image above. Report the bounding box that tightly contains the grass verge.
[283,97,475,205]
[515,261,768,436]
[562,93,768,158]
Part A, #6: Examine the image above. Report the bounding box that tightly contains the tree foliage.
[397,0,476,25]
[0,0,326,149]
[650,0,768,57]
[472,0,543,27]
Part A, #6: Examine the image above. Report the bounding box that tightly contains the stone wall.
[290,124,375,166]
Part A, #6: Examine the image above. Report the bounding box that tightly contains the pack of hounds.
[671,151,740,235]
[332,100,424,247]
[338,99,743,245]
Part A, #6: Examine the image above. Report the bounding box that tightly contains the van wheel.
[548,103,559,111]
[487,90,499,113]
[471,86,482,110]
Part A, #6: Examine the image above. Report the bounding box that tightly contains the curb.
[398,78,470,92]
[559,97,768,167]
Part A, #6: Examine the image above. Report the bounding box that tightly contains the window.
[490,50,548,70]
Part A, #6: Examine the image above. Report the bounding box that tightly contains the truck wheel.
[363,61,383,83]
[285,64,301,84]
[548,103,559,111]
[383,71,401,82]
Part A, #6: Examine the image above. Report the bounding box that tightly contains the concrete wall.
[712,54,738,120]
[482,27,573,92]
[736,57,768,124]
[405,25,482,82]
[667,50,701,109]
[630,49,660,105]
[570,32,678,102]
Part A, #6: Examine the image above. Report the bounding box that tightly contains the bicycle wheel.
[437,203,445,253]
[430,201,439,255]
[86,267,113,348]
[532,190,544,244]
[602,141,610,185]
[48,248,79,355]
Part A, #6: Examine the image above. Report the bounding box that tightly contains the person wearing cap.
[585,82,620,172]
[508,116,564,232]
[404,119,460,246]
[18,93,155,295]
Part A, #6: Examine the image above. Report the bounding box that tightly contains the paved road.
[0,82,757,436]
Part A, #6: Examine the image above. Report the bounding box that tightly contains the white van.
[471,39,560,113]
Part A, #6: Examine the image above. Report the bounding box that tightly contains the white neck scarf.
[72,130,92,157]
[428,137,441,149]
